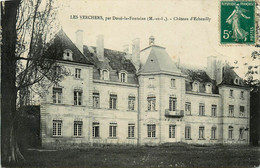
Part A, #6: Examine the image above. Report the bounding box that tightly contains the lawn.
[4,143,260,168]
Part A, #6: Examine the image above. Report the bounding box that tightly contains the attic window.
[151,59,154,62]
[192,81,199,92]
[100,69,109,80]
[119,71,127,83]
[205,83,212,94]
[63,49,73,61]
[234,77,240,85]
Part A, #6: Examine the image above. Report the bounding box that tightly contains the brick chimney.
[75,30,84,53]
[207,56,225,84]
[96,34,104,61]
[132,38,140,69]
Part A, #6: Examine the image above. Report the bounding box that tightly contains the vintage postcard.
[1,0,260,167]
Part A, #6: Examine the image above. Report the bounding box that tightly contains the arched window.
[100,69,109,80]
[205,83,212,94]
[63,49,73,60]
[192,81,199,92]
[119,71,127,83]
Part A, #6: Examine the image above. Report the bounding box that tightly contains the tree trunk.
[1,0,22,164]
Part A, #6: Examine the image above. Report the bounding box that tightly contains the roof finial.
[149,35,155,46]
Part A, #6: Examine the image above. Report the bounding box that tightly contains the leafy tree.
[1,0,65,163]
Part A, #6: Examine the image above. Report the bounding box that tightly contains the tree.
[1,0,64,163]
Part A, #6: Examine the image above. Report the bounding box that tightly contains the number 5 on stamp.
[220,1,255,44]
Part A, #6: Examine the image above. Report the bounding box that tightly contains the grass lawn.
[4,144,260,168]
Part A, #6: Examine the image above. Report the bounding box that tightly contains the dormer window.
[63,49,73,61]
[192,81,199,92]
[100,69,109,80]
[119,71,127,83]
[205,83,212,94]
[234,77,240,85]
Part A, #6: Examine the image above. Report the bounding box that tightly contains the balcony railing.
[165,109,184,117]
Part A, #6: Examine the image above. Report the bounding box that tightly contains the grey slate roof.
[220,64,246,87]
[45,29,92,65]
[140,45,181,74]
[83,46,137,74]
[180,65,218,94]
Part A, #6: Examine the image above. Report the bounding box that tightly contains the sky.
[54,0,259,77]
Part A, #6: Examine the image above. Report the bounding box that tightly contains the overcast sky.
[55,0,258,77]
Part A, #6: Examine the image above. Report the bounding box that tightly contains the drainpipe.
[137,76,141,146]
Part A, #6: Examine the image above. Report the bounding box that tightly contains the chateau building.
[40,29,250,147]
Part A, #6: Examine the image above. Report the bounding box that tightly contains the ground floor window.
[92,122,99,137]
[128,124,135,138]
[147,124,156,137]
[185,126,191,139]
[239,128,244,140]
[169,125,176,138]
[211,127,216,139]
[228,126,233,139]
[199,126,205,139]
[109,123,117,138]
[74,121,83,136]
[53,120,62,136]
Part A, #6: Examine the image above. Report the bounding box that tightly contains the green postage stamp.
[220,1,255,44]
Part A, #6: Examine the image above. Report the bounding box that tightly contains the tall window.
[228,126,233,139]
[239,128,244,139]
[75,68,81,78]
[128,96,135,111]
[240,106,245,117]
[147,96,156,111]
[211,105,217,117]
[93,92,100,108]
[230,89,233,97]
[128,124,135,138]
[185,102,191,115]
[171,79,176,88]
[120,73,126,82]
[74,121,83,136]
[185,126,191,139]
[240,91,244,99]
[229,105,234,117]
[169,125,176,138]
[53,88,62,104]
[147,124,156,137]
[199,103,205,116]
[109,123,117,138]
[92,122,99,138]
[53,120,62,136]
[211,127,216,139]
[199,126,205,139]
[169,97,177,111]
[101,70,109,80]
[109,94,117,109]
[74,90,82,105]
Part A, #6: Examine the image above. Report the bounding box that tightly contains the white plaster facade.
[40,30,250,147]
